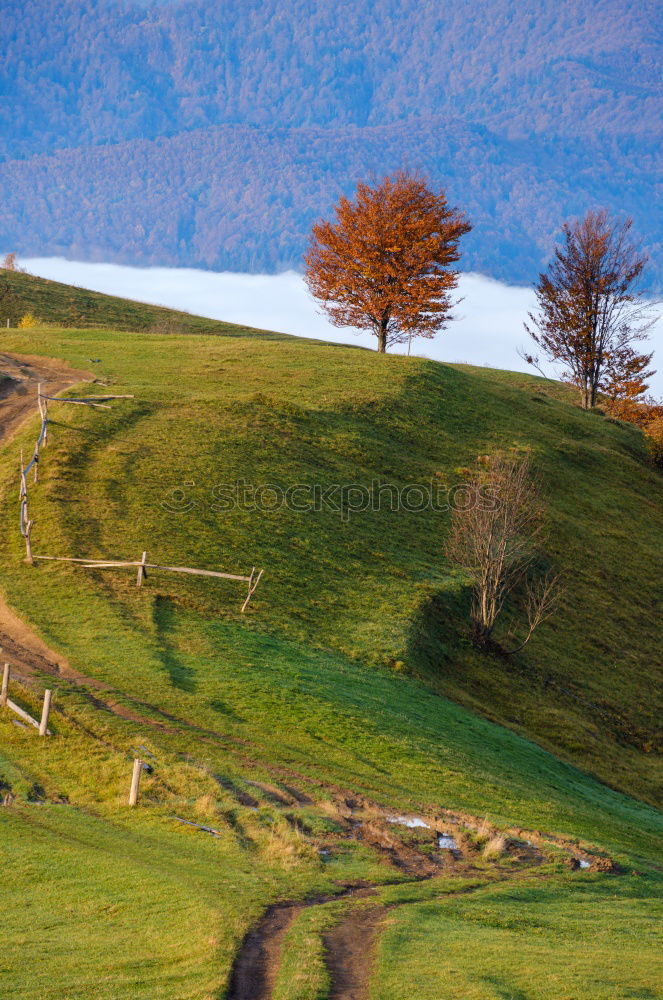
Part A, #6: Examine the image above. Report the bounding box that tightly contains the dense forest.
[1,0,661,282]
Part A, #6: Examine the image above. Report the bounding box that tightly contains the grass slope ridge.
[0,268,283,338]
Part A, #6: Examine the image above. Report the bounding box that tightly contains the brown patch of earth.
[225,886,383,1000]
[0,352,91,445]
[357,819,443,878]
[226,902,301,1000]
[323,903,390,1000]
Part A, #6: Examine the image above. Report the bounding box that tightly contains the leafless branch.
[506,570,562,654]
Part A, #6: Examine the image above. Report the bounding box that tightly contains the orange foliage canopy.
[602,346,663,464]
[304,172,471,352]
[603,346,655,424]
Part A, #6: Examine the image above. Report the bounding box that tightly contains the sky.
[20,257,663,395]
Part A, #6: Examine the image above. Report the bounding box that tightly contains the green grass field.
[0,267,279,338]
[0,273,661,998]
[372,873,663,1000]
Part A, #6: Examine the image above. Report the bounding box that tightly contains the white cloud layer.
[20,257,663,395]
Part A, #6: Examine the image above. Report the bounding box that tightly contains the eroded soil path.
[225,886,386,1000]
[218,798,591,1000]
[0,352,95,682]
[0,353,199,728]
[0,352,90,444]
[226,902,302,1000]
[323,901,389,1000]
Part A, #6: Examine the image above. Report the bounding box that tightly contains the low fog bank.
[20,257,663,394]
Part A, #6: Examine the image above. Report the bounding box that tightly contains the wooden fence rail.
[20,386,264,611]
[33,554,264,611]
[0,661,52,734]
[38,392,135,412]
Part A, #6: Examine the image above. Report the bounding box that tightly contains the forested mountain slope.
[2,0,661,281]
[3,0,659,152]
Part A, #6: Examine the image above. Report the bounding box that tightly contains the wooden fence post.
[129,759,142,806]
[39,387,49,446]
[39,689,52,736]
[25,518,34,565]
[241,567,264,613]
[1,663,9,707]
[19,451,27,501]
[136,551,148,588]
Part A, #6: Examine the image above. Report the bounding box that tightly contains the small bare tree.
[524,211,656,410]
[2,252,17,271]
[445,455,559,650]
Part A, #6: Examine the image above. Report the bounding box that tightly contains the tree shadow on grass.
[152,594,197,692]
[209,696,243,720]
[480,978,532,1000]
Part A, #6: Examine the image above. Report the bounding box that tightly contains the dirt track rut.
[225,887,387,1000]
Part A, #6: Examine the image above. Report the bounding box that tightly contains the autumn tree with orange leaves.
[304,173,471,353]
[603,346,655,423]
[524,210,656,410]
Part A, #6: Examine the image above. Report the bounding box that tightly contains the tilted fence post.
[39,689,52,736]
[136,551,148,588]
[129,759,142,806]
[1,663,9,707]
[24,518,34,565]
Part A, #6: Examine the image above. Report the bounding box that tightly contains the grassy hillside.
[0,267,278,338]
[0,279,661,997]
[1,320,660,805]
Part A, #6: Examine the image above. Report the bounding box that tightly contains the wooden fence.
[18,385,264,611]
[18,385,133,563]
[33,554,264,612]
[0,661,52,735]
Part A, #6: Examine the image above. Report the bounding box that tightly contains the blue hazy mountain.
[1,0,661,283]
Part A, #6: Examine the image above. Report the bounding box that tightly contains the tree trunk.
[580,383,591,410]
[377,317,388,353]
[472,619,493,647]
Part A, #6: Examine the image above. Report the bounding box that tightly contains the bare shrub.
[445,454,561,649]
